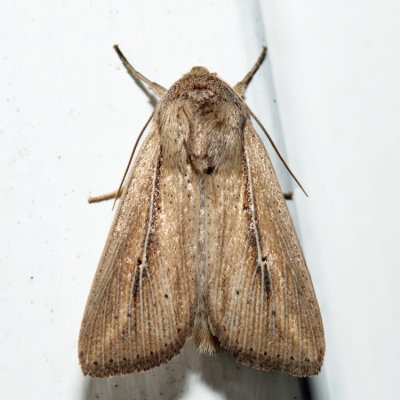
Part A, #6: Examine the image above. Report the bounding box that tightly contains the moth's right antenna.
[231,46,308,197]
[234,46,267,97]
[248,109,308,197]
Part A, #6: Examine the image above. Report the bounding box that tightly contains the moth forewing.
[79,47,325,378]
[205,121,324,376]
[79,128,199,377]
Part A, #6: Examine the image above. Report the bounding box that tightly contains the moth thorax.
[184,101,245,175]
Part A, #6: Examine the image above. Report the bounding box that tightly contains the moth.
[79,45,325,378]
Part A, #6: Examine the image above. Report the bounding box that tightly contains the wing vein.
[114,270,120,372]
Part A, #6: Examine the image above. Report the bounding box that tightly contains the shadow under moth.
[79,46,325,378]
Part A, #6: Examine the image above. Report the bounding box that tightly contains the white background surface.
[1,1,399,399]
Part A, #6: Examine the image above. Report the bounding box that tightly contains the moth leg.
[113,45,167,98]
[88,188,124,204]
[234,46,267,97]
[284,192,293,200]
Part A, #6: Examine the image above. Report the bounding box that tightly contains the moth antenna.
[112,112,154,210]
[230,61,308,197]
[113,45,167,98]
[234,46,267,96]
[247,108,308,197]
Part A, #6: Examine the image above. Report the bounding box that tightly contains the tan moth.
[79,45,325,378]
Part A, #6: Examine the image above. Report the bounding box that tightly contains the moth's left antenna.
[111,111,154,210]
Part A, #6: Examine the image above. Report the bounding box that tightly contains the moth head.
[188,66,210,76]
